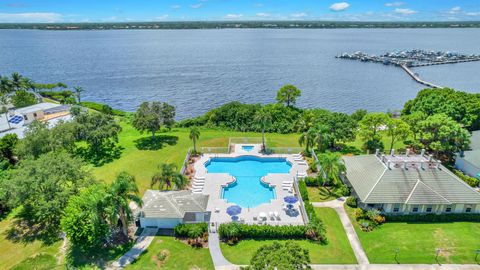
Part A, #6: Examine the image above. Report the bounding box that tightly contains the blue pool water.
[241,145,254,152]
[205,156,292,208]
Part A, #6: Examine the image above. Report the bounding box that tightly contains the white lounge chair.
[215,207,220,213]
[195,175,206,180]
[269,212,275,220]
[273,211,280,220]
[297,162,308,166]
[282,180,294,184]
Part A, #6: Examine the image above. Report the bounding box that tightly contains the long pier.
[400,64,442,88]
[409,58,480,67]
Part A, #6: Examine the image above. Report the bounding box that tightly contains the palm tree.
[298,128,316,154]
[189,126,200,154]
[0,76,12,94]
[318,152,345,186]
[151,163,188,190]
[74,86,84,103]
[254,108,272,152]
[10,73,23,91]
[21,78,36,92]
[107,172,142,237]
[314,125,333,152]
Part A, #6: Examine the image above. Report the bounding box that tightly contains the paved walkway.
[208,231,236,270]
[107,228,159,269]
[312,198,370,265]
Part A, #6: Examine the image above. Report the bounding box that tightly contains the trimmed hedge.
[173,222,208,237]
[304,176,318,187]
[298,180,309,202]
[453,169,479,187]
[219,223,306,240]
[385,213,480,222]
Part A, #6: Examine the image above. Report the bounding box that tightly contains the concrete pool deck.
[192,144,308,226]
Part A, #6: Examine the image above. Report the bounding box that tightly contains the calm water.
[0,28,479,119]
[206,156,291,208]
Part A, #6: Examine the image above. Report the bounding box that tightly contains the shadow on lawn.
[134,135,178,150]
[76,144,124,167]
[5,217,59,246]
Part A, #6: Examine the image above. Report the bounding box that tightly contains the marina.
[336,50,480,88]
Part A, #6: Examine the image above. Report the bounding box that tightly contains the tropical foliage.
[132,101,175,139]
[242,241,311,270]
[151,163,188,190]
[276,85,302,107]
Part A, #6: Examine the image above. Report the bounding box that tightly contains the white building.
[455,131,480,180]
[139,190,210,228]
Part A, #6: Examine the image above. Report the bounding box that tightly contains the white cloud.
[448,6,461,14]
[225,14,243,19]
[394,8,417,15]
[190,3,202,9]
[0,12,62,23]
[466,12,480,16]
[155,15,169,20]
[385,2,405,7]
[330,2,350,12]
[171,5,181,9]
[256,12,270,18]
[290,12,308,18]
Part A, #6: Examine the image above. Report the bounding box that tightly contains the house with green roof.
[139,190,210,228]
[342,149,480,214]
[455,131,480,180]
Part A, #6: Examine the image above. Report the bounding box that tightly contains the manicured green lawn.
[345,206,480,264]
[126,236,214,270]
[92,120,300,195]
[307,186,340,202]
[0,212,63,270]
[220,208,356,265]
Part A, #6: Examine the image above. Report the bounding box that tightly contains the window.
[466,207,472,213]
[393,207,399,212]
[412,206,419,213]
[426,207,432,213]
[445,207,452,213]
[367,204,375,208]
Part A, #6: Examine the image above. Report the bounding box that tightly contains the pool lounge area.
[192,143,308,226]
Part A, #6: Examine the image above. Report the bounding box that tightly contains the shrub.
[374,215,386,225]
[174,223,208,238]
[366,209,380,221]
[304,176,318,187]
[385,213,480,222]
[453,169,479,187]
[218,223,326,244]
[298,180,309,201]
[308,161,318,173]
[346,196,357,208]
[335,184,350,197]
[353,208,365,221]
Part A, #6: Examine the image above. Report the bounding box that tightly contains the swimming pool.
[241,145,254,152]
[205,156,292,208]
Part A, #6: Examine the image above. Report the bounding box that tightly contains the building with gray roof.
[455,131,480,180]
[342,150,480,214]
[139,190,210,228]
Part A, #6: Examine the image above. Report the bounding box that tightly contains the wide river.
[0,28,479,119]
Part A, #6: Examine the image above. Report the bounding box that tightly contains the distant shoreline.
[1,21,480,30]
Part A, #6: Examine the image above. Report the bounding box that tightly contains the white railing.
[267,147,304,155]
[200,147,229,154]
[293,174,310,224]
[180,148,192,175]
[228,137,264,145]
[311,150,327,180]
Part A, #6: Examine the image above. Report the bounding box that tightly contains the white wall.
[139,218,182,228]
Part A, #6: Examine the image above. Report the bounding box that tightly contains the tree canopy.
[132,101,175,139]
[244,241,311,270]
[276,85,301,107]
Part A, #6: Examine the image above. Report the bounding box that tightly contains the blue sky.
[0,0,479,23]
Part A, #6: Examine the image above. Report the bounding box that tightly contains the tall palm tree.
[74,86,84,103]
[318,152,345,186]
[107,172,142,237]
[254,108,272,152]
[151,163,188,190]
[298,128,316,154]
[189,126,200,154]
[21,78,36,92]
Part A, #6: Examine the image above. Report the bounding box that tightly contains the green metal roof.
[343,155,480,205]
[460,150,480,168]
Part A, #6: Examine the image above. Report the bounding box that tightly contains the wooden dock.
[400,64,442,89]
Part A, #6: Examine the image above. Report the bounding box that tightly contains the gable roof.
[343,155,480,205]
[140,190,209,219]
